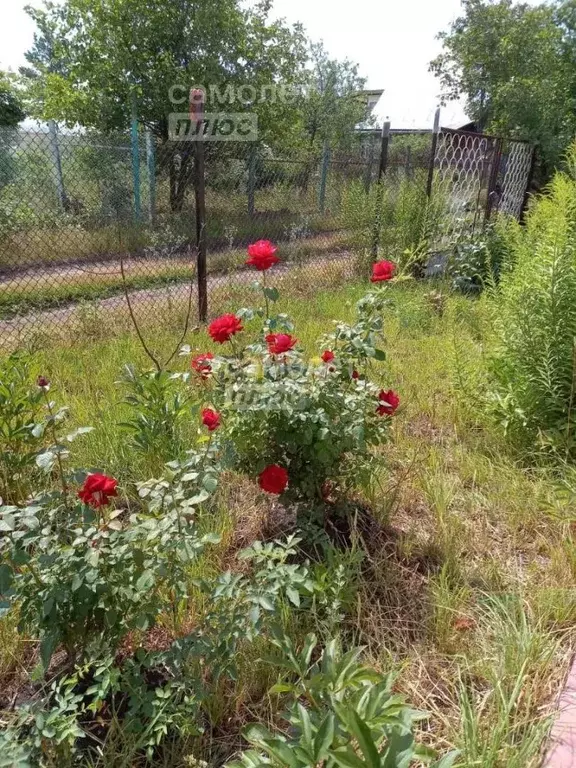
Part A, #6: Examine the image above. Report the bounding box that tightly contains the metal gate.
[432,128,534,244]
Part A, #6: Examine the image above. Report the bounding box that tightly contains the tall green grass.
[484,145,576,457]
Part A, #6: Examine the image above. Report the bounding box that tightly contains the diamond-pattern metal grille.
[498,141,534,218]
[433,130,494,241]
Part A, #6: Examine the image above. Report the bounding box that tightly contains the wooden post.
[145,129,156,224]
[130,94,141,222]
[191,88,207,323]
[426,107,441,199]
[370,121,391,259]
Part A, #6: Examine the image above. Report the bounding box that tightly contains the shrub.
[0,360,93,504]
[485,151,576,455]
[448,218,517,294]
[190,262,399,505]
[119,364,196,464]
[0,441,222,671]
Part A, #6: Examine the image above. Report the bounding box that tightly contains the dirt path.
[0,251,355,347]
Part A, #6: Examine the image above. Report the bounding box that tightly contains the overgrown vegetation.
[1,243,575,765]
[468,145,576,459]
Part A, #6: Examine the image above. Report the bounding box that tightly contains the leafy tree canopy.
[21,0,309,143]
[0,71,25,127]
[430,0,576,176]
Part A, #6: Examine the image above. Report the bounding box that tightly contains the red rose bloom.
[321,350,335,363]
[246,240,280,271]
[376,389,400,416]
[191,352,214,379]
[266,333,297,355]
[258,465,289,495]
[37,376,50,388]
[352,370,360,380]
[78,473,118,508]
[201,408,221,432]
[371,260,396,283]
[208,314,243,344]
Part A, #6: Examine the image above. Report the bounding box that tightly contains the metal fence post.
[364,136,375,194]
[130,95,141,223]
[191,88,208,323]
[426,107,441,199]
[145,129,156,224]
[484,136,503,225]
[48,120,68,211]
[520,145,537,223]
[247,143,256,217]
[370,121,391,259]
[319,140,331,213]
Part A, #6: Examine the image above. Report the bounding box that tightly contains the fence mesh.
[0,125,533,350]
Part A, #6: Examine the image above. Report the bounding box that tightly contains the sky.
[0,0,474,128]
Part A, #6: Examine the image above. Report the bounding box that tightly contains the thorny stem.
[262,269,269,319]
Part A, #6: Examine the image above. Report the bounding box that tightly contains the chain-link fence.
[0,124,533,349]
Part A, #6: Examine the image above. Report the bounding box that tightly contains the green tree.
[299,42,368,151]
[22,0,308,210]
[430,0,576,178]
[0,71,25,196]
[0,71,25,127]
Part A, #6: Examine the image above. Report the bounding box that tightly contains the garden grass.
[2,280,575,765]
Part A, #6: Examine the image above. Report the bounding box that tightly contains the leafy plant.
[119,364,196,463]
[448,220,515,294]
[0,436,224,670]
[228,631,458,768]
[0,530,319,763]
[485,147,576,455]
[201,282,396,505]
[0,353,46,503]
[0,357,93,504]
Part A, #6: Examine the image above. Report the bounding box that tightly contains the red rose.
[321,350,335,363]
[246,240,280,271]
[191,352,214,379]
[37,376,50,389]
[201,408,221,432]
[258,464,289,495]
[266,333,297,355]
[371,260,396,283]
[78,473,118,508]
[352,370,360,380]
[376,389,400,416]
[208,314,243,344]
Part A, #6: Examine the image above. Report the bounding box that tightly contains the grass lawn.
[2,279,575,766]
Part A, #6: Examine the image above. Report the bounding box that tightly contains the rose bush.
[187,243,401,505]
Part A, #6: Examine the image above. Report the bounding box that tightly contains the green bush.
[485,150,576,455]
[197,284,397,506]
[448,217,517,294]
[340,173,448,271]
[228,630,458,768]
